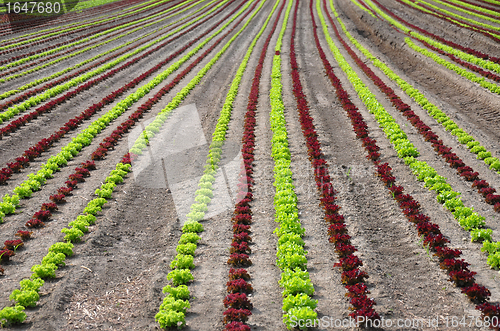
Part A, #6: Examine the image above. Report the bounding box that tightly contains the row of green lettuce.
[341,0,500,176]
[1,0,261,326]
[0,0,239,224]
[0,0,217,83]
[270,1,319,330]
[363,0,500,75]
[319,0,500,269]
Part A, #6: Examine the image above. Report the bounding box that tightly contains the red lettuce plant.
[26,219,44,228]
[349,308,380,327]
[49,194,66,204]
[477,302,500,323]
[416,222,440,236]
[15,230,32,240]
[68,173,85,182]
[41,202,58,212]
[341,269,369,285]
[223,293,252,309]
[228,268,250,281]
[33,210,51,221]
[223,309,251,324]
[227,254,251,267]
[65,180,78,188]
[424,233,449,248]
[335,243,357,257]
[407,213,431,224]
[0,249,15,262]
[345,283,370,298]
[325,214,345,224]
[449,270,476,287]
[350,295,376,310]
[58,187,73,196]
[473,180,489,190]
[232,233,251,243]
[230,242,251,255]
[329,233,351,244]
[232,224,251,234]
[334,255,363,271]
[479,187,496,197]
[4,240,23,250]
[227,279,253,294]
[434,247,462,261]
[328,223,347,235]
[232,214,251,225]
[462,284,491,303]
[440,259,470,271]
[7,162,22,172]
[81,160,96,170]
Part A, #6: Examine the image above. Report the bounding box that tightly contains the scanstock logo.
[2,0,81,27]
[128,103,245,224]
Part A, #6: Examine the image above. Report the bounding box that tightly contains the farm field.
[1,0,500,329]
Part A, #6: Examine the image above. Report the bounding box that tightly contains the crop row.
[322,0,500,270]
[268,2,322,329]
[293,0,379,325]
[0,0,226,127]
[314,0,500,324]
[0,0,248,225]
[356,0,500,179]
[222,1,287,329]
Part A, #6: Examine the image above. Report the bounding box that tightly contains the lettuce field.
[1,0,500,329]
